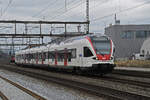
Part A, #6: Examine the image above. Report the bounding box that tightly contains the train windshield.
[91,36,111,55]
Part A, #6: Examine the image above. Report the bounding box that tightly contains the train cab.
[85,36,115,73]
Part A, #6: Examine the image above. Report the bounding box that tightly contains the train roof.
[15,34,109,54]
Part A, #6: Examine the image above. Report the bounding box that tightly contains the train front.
[88,35,115,74]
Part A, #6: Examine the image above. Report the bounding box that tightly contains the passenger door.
[82,47,94,67]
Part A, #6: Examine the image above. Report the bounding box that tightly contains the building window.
[121,31,134,39]
[136,30,147,38]
[147,31,150,37]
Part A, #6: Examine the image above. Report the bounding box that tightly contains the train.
[15,35,115,75]
[10,56,15,63]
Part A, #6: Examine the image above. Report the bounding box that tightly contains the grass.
[115,60,150,68]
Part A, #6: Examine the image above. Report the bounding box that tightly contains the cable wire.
[92,0,150,22]
[0,0,13,18]
[45,0,81,20]
[49,0,84,20]
[63,0,111,20]
[32,0,58,17]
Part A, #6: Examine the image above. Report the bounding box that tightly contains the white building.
[140,37,150,60]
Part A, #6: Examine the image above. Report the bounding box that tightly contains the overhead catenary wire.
[91,0,150,22]
[62,0,111,20]
[50,0,84,19]
[45,0,81,20]
[34,0,77,19]
[32,0,58,17]
[0,0,13,18]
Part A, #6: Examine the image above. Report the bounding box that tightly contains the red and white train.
[15,35,115,75]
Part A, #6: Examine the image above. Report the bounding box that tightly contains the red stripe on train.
[64,48,68,66]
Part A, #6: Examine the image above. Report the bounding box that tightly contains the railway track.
[0,64,150,100]
[112,69,150,78]
[0,74,46,100]
[104,75,150,88]
[86,72,150,89]
[0,91,8,100]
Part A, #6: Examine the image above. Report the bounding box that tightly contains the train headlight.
[92,57,99,60]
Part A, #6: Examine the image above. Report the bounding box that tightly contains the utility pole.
[25,24,28,45]
[12,37,14,55]
[86,0,90,34]
[65,0,67,11]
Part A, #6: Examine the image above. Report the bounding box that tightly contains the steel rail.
[0,91,8,100]
[112,69,150,78]
[100,75,150,88]
[5,64,150,88]
[0,65,150,100]
[0,75,46,100]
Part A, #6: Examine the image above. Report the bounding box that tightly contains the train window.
[51,52,55,61]
[43,52,46,61]
[48,52,54,59]
[35,53,37,59]
[28,54,30,59]
[68,53,71,62]
[84,47,93,57]
[27,54,30,61]
[38,53,42,59]
[25,54,27,59]
[57,53,61,62]
[46,52,49,59]
[29,54,32,61]
[57,53,63,62]
[29,54,31,59]
[48,52,51,59]
[33,53,36,59]
[57,53,60,62]
[71,49,76,58]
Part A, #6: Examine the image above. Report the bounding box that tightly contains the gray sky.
[0,0,150,33]
[0,0,150,51]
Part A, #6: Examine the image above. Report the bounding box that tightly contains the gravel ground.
[115,67,150,72]
[106,74,150,84]
[0,78,36,100]
[9,65,150,97]
[0,69,103,100]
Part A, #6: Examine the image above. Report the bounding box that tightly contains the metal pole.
[15,22,16,34]
[40,24,42,35]
[42,37,43,44]
[65,24,67,38]
[86,0,89,34]
[25,24,28,34]
[25,24,28,45]
[65,0,67,11]
[12,37,14,55]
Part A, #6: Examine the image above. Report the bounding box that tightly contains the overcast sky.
[0,0,150,33]
[0,0,150,51]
